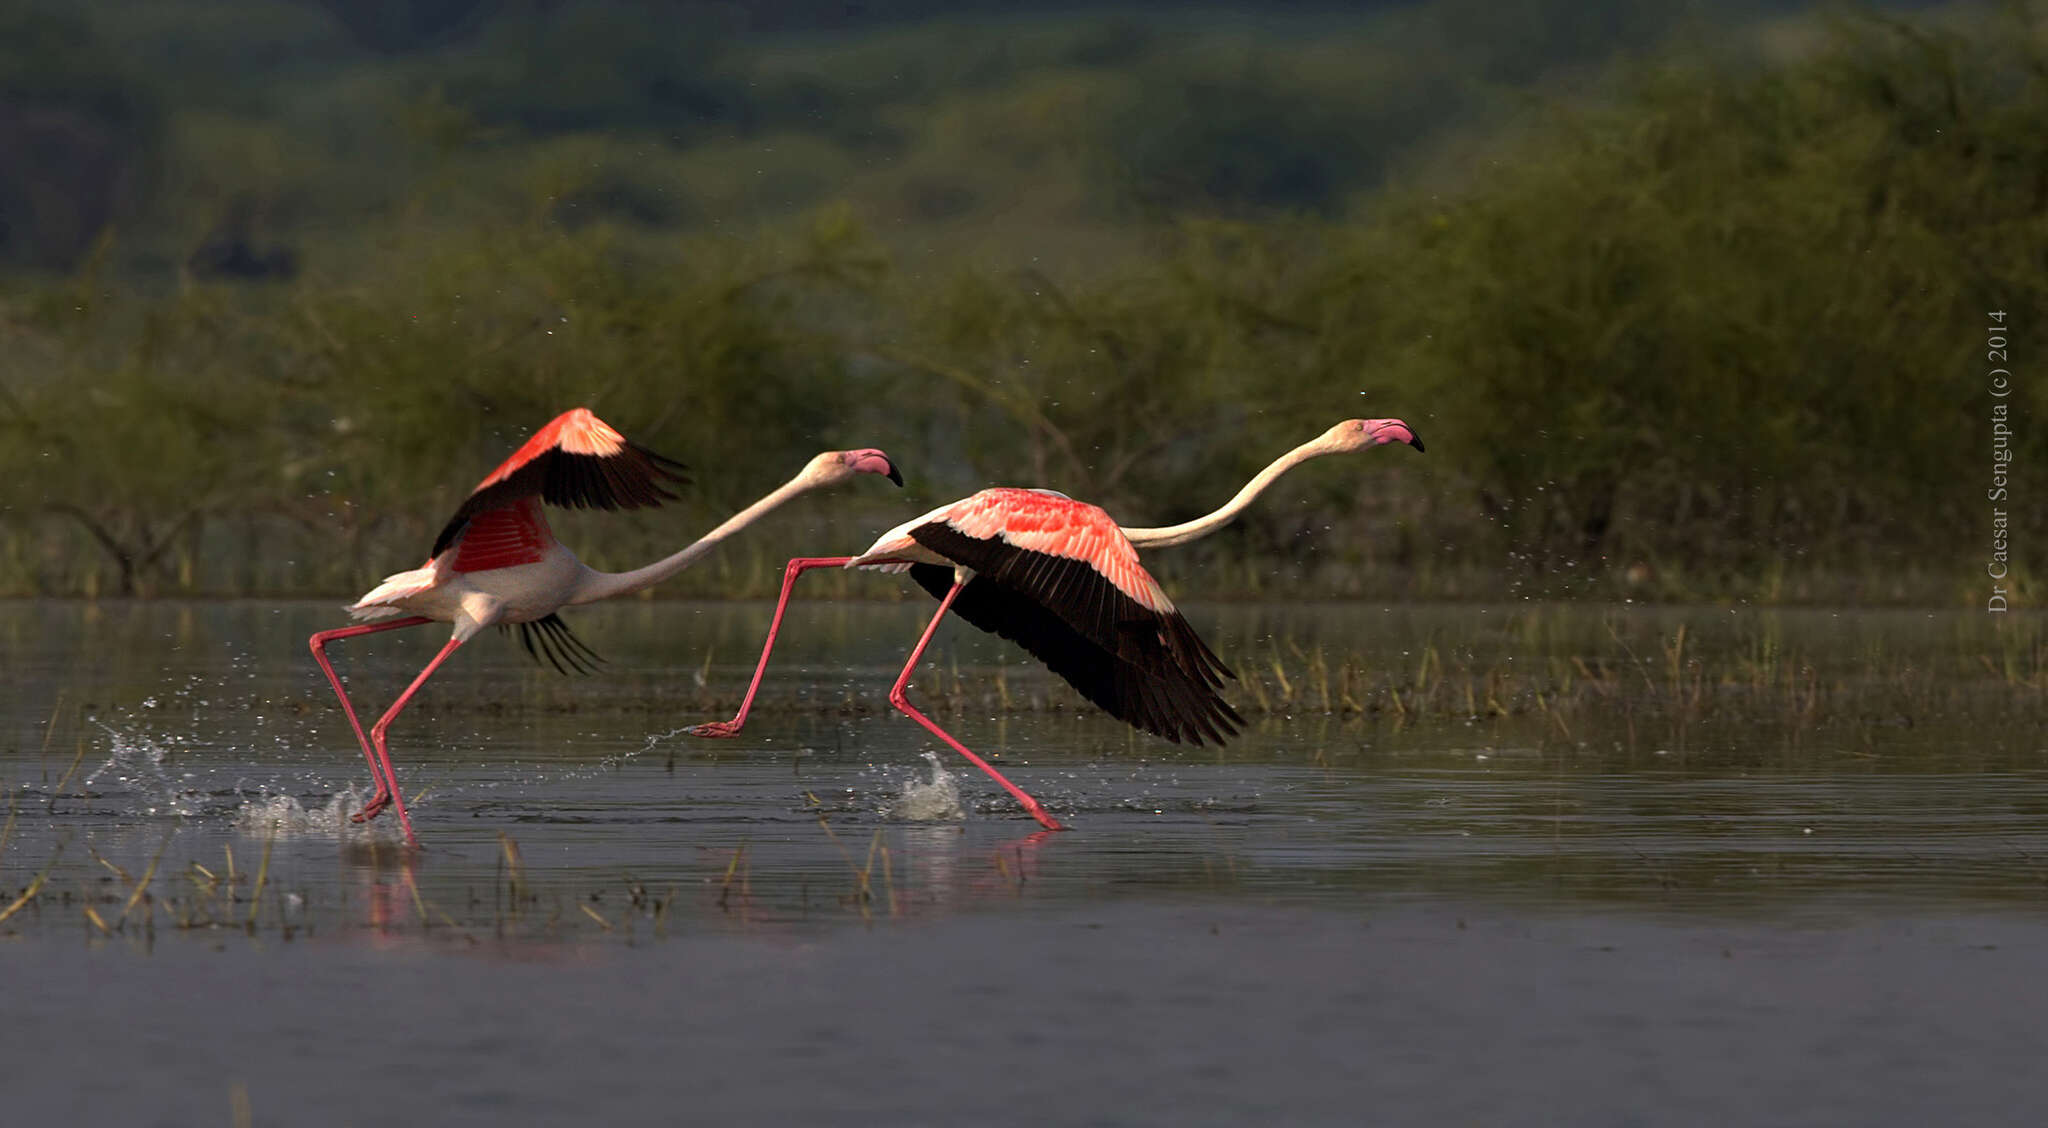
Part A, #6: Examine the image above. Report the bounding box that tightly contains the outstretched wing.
[906,491,1239,746]
[906,565,1241,746]
[431,408,688,558]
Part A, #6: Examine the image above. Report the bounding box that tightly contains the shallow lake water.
[3,599,2045,1125]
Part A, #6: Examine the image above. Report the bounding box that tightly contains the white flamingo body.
[348,551,579,636]
[348,510,634,636]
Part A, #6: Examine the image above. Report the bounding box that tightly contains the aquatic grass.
[383,856,457,936]
[1985,614,2048,689]
[879,837,900,918]
[0,840,64,927]
[810,815,903,919]
[90,846,131,884]
[243,824,275,933]
[848,827,904,919]
[0,817,1062,950]
[496,831,529,927]
[716,841,751,915]
[1191,618,2048,750]
[115,832,171,928]
[0,789,18,869]
[37,691,65,784]
[602,605,2045,748]
[48,730,92,813]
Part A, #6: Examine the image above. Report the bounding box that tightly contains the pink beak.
[1367,420,1424,452]
[846,450,904,486]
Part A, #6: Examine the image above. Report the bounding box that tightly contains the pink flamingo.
[689,418,1423,830]
[308,407,901,845]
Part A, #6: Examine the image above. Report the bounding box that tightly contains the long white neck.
[1121,438,1336,549]
[567,470,824,604]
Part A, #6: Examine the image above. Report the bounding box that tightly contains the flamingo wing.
[906,490,1240,745]
[906,563,1241,746]
[431,408,688,558]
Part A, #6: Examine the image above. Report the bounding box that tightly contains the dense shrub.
[0,3,2029,604]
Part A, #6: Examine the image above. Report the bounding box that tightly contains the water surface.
[2,600,2044,1125]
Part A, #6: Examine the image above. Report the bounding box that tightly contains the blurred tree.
[0,2,159,271]
[878,224,1308,516]
[438,1,739,137]
[307,0,496,52]
[1102,62,1381,214]
[0,0,2026,602]
[1301,6,2048,586]
[0,278,291,594]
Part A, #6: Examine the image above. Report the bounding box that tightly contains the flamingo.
[688,418,1423,830]
[307,407,902,845]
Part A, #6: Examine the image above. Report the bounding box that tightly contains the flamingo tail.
[348,565,439,621]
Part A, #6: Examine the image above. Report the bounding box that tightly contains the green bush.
[1293,6,2047,595]
[0,3,2031,605]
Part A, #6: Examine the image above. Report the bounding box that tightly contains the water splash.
[81,716,369,834]
[524,725,688,786]
[232,790,404,841]
[82,722,201,817]
[889,752,965,822]
[614,726,691,771]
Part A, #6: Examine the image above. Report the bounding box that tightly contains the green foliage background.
[0,1,2036,604]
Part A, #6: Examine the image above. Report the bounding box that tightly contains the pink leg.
[364,635,467,847]
[889,581,1064,831]
[690,556,858,738]
[309,617,432,820]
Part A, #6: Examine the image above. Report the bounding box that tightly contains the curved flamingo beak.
[845,449,904,486]
[1362,419,1424,453]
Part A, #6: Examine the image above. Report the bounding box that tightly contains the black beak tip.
[886,464,905,487]
[1408,431,1426,454]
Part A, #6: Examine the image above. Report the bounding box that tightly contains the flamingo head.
[1324,418,1425,454]
[816,448,904,487]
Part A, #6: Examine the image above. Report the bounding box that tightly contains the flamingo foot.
[687,721,743,739]
[352,791,393,823]
[1019,798,1065,832]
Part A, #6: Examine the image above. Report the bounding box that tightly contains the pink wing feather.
[906,488,1239,745]
[934,490,1173,612]
[431,408,687,561]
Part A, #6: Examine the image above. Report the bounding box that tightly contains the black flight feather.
[509,613,605,676]
[907,558,1242,747]
[432,441,689,559]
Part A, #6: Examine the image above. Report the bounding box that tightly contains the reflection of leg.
[690,556,856,738]
[363,636,466,846]
[888,581,1064,832]
[308,617,432,813]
